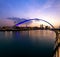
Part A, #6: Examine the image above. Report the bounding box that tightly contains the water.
[0,30,56,57]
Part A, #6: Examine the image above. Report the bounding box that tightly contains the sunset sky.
[0,0,60,27]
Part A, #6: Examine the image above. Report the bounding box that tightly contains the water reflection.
[5,31,12,39]
[29,30,56,44]
[0,30,56,57]
[3,30,56,43]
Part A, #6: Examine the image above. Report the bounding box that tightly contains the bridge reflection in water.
[15,19,60,57]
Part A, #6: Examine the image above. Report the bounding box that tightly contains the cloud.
[42,0,55,9]
[7,17,33,25]
[0,19,14,26]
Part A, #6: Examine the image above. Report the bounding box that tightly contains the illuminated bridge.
[16,19,55,29]
[15,18,60,57]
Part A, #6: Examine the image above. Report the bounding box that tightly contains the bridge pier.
[53,32,60,57]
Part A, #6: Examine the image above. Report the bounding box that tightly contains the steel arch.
[16,19,55,29]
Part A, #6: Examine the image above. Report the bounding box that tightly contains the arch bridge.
[16,19,54,28]
[15,18,58,33]
[15,18,60,57]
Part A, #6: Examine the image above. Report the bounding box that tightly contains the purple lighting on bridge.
[16,19,55,29]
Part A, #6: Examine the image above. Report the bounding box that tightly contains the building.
[40,24,44,29]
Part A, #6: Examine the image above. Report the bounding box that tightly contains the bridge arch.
[16,18,55,29]
[16,19,60,57]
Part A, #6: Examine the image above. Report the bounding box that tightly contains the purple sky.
[0,0,60,27]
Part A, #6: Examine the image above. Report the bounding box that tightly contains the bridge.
[16,18,60,57]
[16,18,55,28]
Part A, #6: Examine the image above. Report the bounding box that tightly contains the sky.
[0,0,60,27]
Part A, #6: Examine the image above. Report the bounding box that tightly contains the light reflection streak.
[29,30,56,43]
[5,31,12,39]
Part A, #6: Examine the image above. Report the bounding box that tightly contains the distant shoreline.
[0,29,60,31]
[0,29,50,31]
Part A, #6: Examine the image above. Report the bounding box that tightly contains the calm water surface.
[0,30,56,57]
